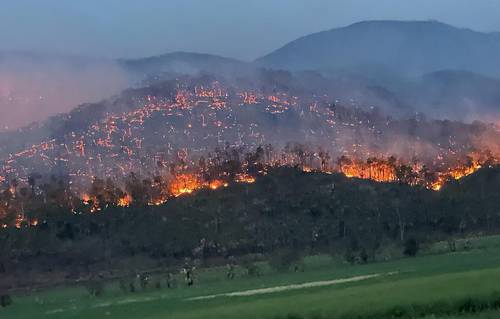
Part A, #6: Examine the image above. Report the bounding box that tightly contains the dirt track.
[45,272,397,314]
[187,272,397,301]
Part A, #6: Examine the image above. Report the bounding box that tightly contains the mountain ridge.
[256,20,500,77]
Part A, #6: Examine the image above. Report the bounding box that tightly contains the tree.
[0,294,12,307]
[392,198,406,242]
[403,238,419,257]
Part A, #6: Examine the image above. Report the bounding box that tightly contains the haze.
[1,0,500,60]
[1,0,500,131]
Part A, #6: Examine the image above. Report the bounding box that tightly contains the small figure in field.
[182,263,194,287]
[139,272,150,290]
[226,262,235,280]
[293,261,305,273]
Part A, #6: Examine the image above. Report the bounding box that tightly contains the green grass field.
[3,235,500,319]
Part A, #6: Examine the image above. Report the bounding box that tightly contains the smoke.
[0,54,131,131]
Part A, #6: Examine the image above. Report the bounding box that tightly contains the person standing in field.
[183,263,194,286]
[226,262,235,280]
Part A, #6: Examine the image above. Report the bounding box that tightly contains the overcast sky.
[1,0,500,61]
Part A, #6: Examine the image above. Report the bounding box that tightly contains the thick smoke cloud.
[0,55,130,131]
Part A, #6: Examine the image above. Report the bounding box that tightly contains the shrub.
[242,261,261,277]
[119,279,128,293]
[269,249,302,272]
[359,248,369,263]
[343,248,355,264]
[129,282,136,293]
[403,238,419,257]
[154,280,162,289]
[0,294,12,307]
[86,281,104,297]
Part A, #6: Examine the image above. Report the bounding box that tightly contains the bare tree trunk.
[396,207,405,242]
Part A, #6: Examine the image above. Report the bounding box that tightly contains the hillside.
[2,165,500,289]
[257,20,500,77]
[120,51,251,78]
[1,72,500,195]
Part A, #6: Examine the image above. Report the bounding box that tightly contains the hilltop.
[257,20,500,77]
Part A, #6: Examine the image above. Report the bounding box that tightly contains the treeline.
[2,165,500,292]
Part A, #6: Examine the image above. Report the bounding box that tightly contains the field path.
[44,272,397,314]
[187,272,397,301]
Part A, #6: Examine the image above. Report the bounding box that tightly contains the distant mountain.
[256,20,500,77]
[0,51,248,77]
[120,52,251,78]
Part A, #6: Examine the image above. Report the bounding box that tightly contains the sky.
[1,0,500,61]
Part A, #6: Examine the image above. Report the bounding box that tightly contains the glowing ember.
[209,179,227,190]
[302,166,313,173]
[431,182,443,191]
[15,214,25,229]
[117,194,133,207]
[81,193,101,213]
[235,173,256,184]
[81,193,91,205]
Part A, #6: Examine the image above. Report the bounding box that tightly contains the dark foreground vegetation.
[2,165,500,294]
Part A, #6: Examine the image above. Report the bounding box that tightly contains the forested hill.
[2,165,500,290]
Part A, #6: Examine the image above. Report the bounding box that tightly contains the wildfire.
[302,166,313,173]
[81,193,101,213]
[431,180,444,191]
[235,173,256,184]
[81,193,91,205]
[2,77,500,229]
[429,161,483,191]
[339,159,396,183]
[336,155,490,191]
[169,174,202,197]
[209,179,228,190]
[15,214,24,229]
[73,157,488,215]
[117,194,133,207]
[449,163,482,180]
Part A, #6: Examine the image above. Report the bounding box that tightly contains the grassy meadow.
[3,235,500,319]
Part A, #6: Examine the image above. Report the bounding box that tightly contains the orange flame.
[209,179,227,190]
[235,173,256,184]
[339,160,396,183]
[117,194,133,207]
[169,174,202,197]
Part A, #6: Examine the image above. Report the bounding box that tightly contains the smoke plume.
[0,54,130,131]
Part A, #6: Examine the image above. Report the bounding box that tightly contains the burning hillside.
[0,73,500,225]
